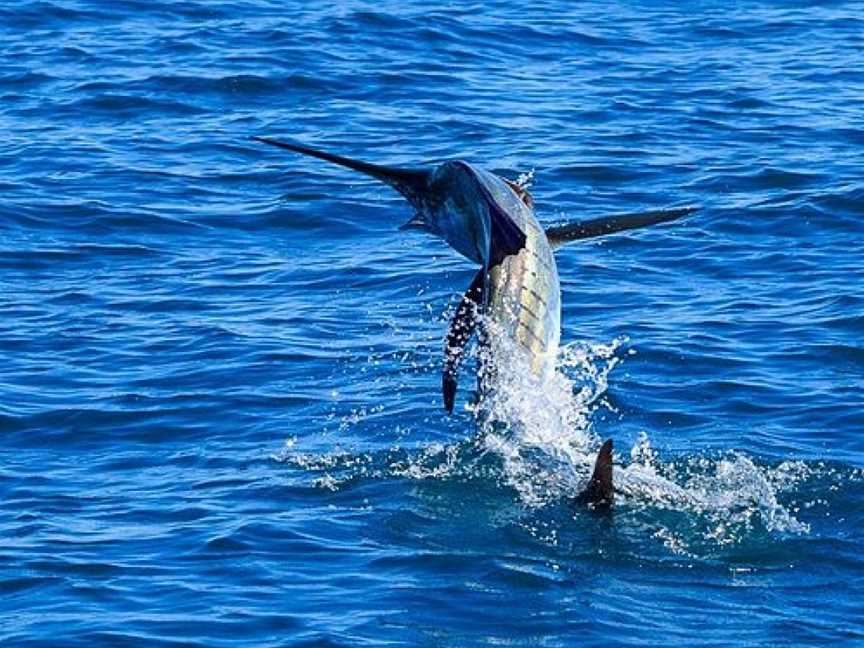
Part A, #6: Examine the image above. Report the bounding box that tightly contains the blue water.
[2,1,864,645]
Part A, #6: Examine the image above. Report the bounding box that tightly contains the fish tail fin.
[574,439,614,510]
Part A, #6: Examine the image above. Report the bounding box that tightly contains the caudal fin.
[574,439,614,510]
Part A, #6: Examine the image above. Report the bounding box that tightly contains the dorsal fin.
[503,178,534,209]
[487,199,528,267]
[574,439,614,510]
[442,270,485,413]
[545,206,697,249]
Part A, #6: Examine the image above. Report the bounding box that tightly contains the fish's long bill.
[252,136,431,206]
[545,205,698,248]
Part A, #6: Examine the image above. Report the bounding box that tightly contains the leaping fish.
[254,136,695,509]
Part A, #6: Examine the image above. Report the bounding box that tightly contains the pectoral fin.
[545,206,696,249]
[442,270,485,413]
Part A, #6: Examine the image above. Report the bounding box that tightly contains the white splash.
[468,319,622,507]
[466,321,813,547]
[514,168,535,190]
[276,312,818,552]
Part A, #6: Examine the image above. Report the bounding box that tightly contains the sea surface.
[2,1,863,646]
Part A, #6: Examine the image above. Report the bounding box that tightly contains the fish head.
[398,160,528,267]
[253,138,526,267]
[401,161,495,265]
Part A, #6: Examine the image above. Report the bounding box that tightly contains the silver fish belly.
[473,168,561,378]
[488,213,561,378]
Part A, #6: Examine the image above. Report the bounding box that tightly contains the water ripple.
[2,0,863,645]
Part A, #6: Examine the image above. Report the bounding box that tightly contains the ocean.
[1,1,863,645]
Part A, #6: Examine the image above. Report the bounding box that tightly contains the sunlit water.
[2,1,864,646]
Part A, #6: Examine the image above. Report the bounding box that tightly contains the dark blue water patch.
[0,1,115,29]
[76,72,349,99]
[0,71,58,91]
[55,94,208,119]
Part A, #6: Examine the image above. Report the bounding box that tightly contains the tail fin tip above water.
[574,438,614,510]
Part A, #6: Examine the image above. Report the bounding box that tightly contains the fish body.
[482,172,561,379]
[253,135,696,508]
[424,161,561,380]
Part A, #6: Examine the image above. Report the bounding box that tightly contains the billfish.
[254,136,695,508]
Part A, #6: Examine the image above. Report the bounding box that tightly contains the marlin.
[254,136,695,509]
